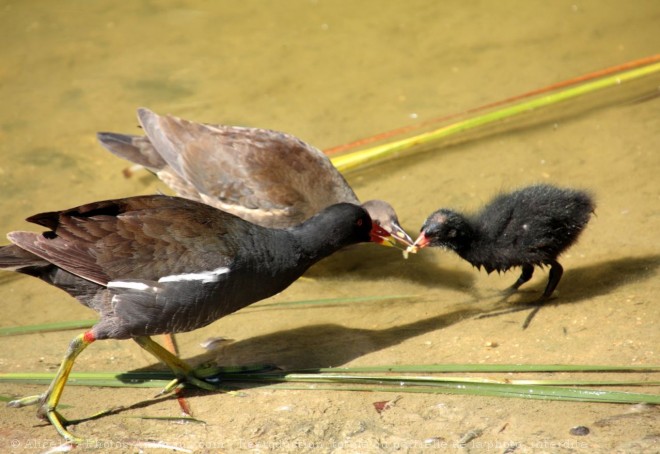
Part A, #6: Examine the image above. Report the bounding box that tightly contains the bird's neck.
[293,229,345,264]
[290,219,358,265]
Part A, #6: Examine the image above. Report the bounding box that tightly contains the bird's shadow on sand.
[181,255,660,374]
[63,254,659,424]
[65,303,480,425]
[125,255,660,379]
[199,306,479,371]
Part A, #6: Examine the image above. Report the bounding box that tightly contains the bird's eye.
[356,219,363,227]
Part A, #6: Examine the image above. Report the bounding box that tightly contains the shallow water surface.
[0,1,659,452]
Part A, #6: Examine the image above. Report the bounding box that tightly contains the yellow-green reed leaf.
[2,369,658,404]
[331,61,660,172]
[130,415,207,424]
[253,294,416,309]
[0,371,172,388]
[0,319,96,336]
[258,382,660,404]
[258,373,660,387]
[228,372,659,389]
[0,296,415,336]
[309,364,660,373]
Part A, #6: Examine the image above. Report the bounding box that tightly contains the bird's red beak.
[388,223,415,247]
[370,224,396,247]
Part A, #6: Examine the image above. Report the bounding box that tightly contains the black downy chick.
[411,184,595,327]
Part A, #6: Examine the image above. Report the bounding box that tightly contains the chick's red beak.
[412,232,431,249]
[370,223,396,247]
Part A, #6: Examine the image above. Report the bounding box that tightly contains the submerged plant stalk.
[330,61,660,172]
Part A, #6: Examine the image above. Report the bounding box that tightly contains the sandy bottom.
[2,87,660,454]
[1,1,659,452]
[2,103,659,454]
[1,267,658,454]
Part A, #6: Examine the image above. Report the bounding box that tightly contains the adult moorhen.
[410,184,595,327]
[1,195,394,442]
[98,108,413,245]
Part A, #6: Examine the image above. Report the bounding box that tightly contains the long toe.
[45,408,83,444]
[8,394,43,408]
[184,364,224,391]
[158,371,222,396]
[133,337,224,395]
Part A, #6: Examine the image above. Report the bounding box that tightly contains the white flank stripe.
[108,281,157,292]
[158,266,230,284]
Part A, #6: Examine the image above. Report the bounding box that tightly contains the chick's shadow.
[546,255,660,304]
[120,255,658,406]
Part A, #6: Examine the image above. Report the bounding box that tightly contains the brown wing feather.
[137,108,359,227]
[97,132,203,201]
[96,133,167,171]
[9,196,241,286]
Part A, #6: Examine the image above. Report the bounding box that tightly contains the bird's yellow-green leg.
[133,336,219,394]
[8,331,96,444]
